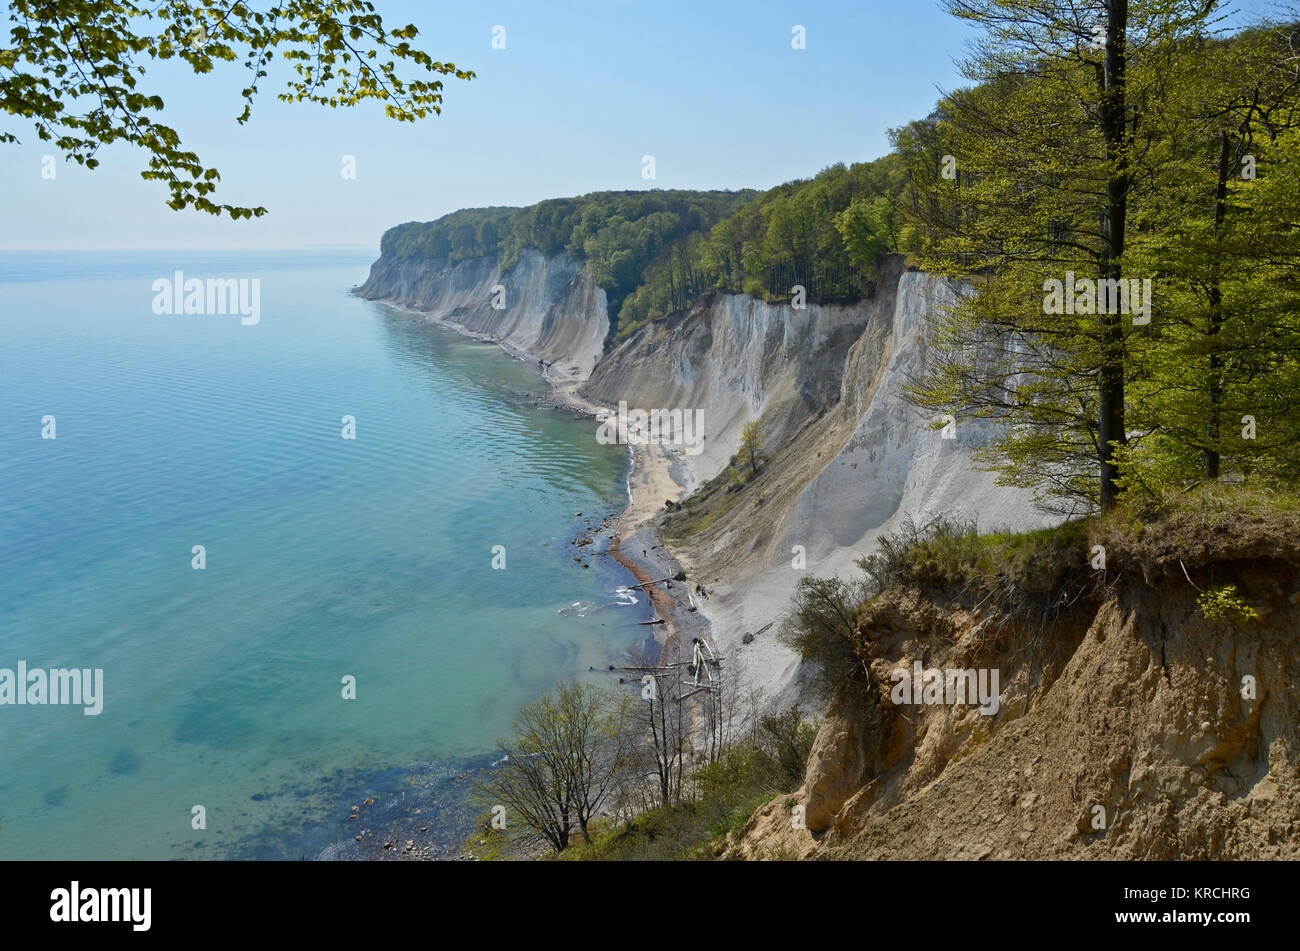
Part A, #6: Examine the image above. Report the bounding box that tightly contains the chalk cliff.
[356,249,609,382]
[585,256,1048,709]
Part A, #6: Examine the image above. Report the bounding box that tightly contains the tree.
[706,645,762,765]
[481,681,630,852]
[622,645,688,810]
[1155,123,1300,486]
[903,0,1227,513]
[739,419,763,478]
[1,0,474,217]
[1124,22,1300,488]
[777,574,870,703]
[757,704,819,787]
[835,194,895,279]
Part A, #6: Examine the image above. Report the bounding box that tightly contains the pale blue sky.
[0,0,1284,251]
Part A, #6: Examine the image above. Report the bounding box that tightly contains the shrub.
[777,575,870,702]
[756,704,819,786]
[856,513,979,595]
[1197,584,1257,622]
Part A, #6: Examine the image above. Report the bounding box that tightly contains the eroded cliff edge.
[724,507,1300,859]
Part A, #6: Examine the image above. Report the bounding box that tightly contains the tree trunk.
[1204,130,1232,480]
[1098,0,1130,512]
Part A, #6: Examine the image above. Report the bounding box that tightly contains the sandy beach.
[529,382,712,664]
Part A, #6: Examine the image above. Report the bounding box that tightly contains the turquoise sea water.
[0,251,643,859]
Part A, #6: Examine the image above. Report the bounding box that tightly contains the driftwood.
[610,659,721,673]
[625,576,674,591]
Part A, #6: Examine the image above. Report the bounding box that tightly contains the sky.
[0,0,1288,251]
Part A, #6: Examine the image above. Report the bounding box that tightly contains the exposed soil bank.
[727,505,1300,860]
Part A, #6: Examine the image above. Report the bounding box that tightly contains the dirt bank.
[727,502,1300,860]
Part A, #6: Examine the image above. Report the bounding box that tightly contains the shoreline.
[362,294,711,664]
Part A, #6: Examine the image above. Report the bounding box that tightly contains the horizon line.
[0,245,378,253]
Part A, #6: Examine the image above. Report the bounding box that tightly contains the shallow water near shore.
[0,250,646,860]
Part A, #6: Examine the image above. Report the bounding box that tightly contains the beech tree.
[1135,121,1300,488]
[1123,22,1300,488]
[903,0,1227,513]
[1,0,473,216]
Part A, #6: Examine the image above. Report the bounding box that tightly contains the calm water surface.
[0,250,642,859]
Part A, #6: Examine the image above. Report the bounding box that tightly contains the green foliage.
[1197,584,1257,622]
[856,513,980,594]
[899,4,1300,510]
[836,194,897,274]
[822,486,1300,642]
[379,190,754,327]
[554,712,815,862]
[618,156,909,337]
[777,574,870,702]
[1122,27,1300,491]
[856,513,1092,602]
[2,0,473,217]
[1110,438,1205,510]
[476,680,630,853]
[463,811,512,861]
[739,419,763,477]
[755,704,819,787]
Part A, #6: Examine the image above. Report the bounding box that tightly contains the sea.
[0,250,646,859]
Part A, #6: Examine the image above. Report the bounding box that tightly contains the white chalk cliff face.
[787,269,1047,564]
[584,257,1054,707]
[356,249,609,381]
[583,290,871,481]
[356,249,1054,704]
